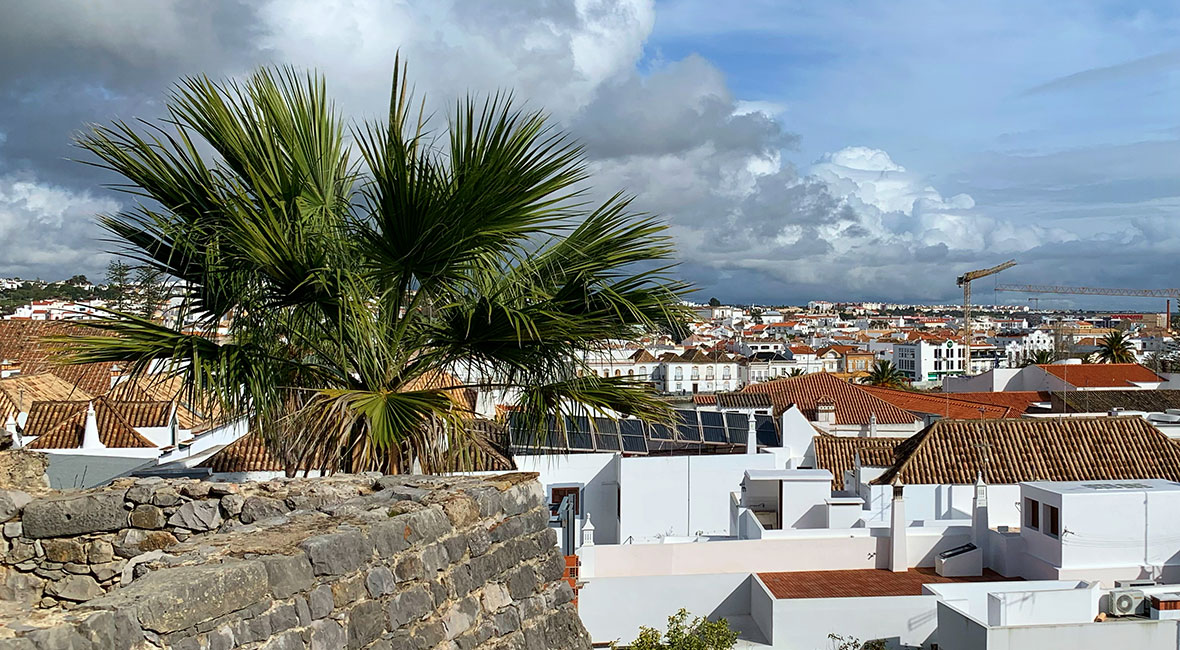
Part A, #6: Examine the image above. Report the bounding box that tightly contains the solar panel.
[755,414,779,447]
[674,409,702,441]
[648,422,673,440]
[699,410,727,444]
[618,419,649,454]
[591,417,622,451]
[725,412,748,445]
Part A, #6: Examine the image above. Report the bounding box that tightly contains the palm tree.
[60,62,687,475]
[1096,331,1137,364]
[1020,349,1056,367]
[786,368,806,377]
[863,360,908,388]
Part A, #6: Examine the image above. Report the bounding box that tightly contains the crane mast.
[956,260,1017,375]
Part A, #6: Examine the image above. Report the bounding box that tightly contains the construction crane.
[995,283,1180,330]
[956,260,1017,371]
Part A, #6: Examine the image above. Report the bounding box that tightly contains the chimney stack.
[889,483,907,572]
[82,402,104,450]
[816,397,836,425]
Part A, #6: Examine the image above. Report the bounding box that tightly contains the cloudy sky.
[1,1,1178,308]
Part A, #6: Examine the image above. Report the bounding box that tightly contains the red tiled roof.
[873,415,1180,486]
[24,398,158,449]
[941,391,1050,415]
[692,395,717,405]
[0,321,116,395]
[758,568,1019,599]
[1037,363,1163,388]
[740,373,919,425]
[812,435,906,490]
[860,386,1011,419]
[197,432,285,473]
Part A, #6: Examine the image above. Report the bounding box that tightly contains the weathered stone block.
[481,582,512,614]
[260,552,314,599]
[86,539,114,564]
[89,560,268,633]
[42,539,86,563]
[365,565,396,598]
[442,597,478,641]
[149,487,181,507]
[0,489,31,523]
[386,584,434,629]
[219,493,244,517]
[129,504,166,530]
[239,496,288,524]
[167,500,222,532]
[309,619,346,650]
[300,529,370,575]
[2,521,21,538]
[308,584,334,619]
[112,529,177,559]
[331,573,367,608]
[22,491,127,539]
[44,574,103,602]
[346,599,384,649]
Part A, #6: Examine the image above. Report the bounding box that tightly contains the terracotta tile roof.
[197,431,286,473]
[1037,363,1163,388]
[939,391,1050,415]
[106,376,224,433]
[24,398,158,449]
[692,395,717,406]
[741,373,919,425]
[788,345,816,355]
[715,392,773,410]
[812,435,907,490]
[0,373,93,423]
[758,568,1019,599]
[873,415,1180,486]
[0,321,116,395]
[860,386,1012,419]
[1051,389,1180,414]
[629,349,658,364]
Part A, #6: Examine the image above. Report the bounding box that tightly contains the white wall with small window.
[1018,480,1180,583]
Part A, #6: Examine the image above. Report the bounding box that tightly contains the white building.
[894,337,966,383]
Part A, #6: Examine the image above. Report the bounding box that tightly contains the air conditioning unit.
[1108,589,1146,617]
[1116,580,1157,589]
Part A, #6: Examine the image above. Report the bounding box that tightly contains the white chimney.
[816,397,836,425]
[889,483,907,572]
[972,472,990,552]
[581,514,596,548]
[869,412,878,438]
[746,413,758,455]
[82,402,104,450]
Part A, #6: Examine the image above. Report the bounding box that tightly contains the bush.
[620,609,739,650]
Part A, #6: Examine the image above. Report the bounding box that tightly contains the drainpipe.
[890,483,907,572]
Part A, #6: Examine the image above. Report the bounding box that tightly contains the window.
[550,486,581,515]
[1046,504,1060,537]
[1025,498,1039,530]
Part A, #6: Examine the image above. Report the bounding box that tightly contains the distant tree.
[708,297,721,307]
[66,274,90,286]
[863,360,908,388]
[750,307,763,325]
[622,609,738,650]
[106,260,132,311]
[1096,331,1136,364]
[132,266,168,321]
[1020,349,1056,367]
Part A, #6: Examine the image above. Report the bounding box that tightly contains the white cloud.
[0,174,118,276]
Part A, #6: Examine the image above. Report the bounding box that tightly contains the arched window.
[627,369,634,376]
[614,369,621,377]
[639,365,647,376]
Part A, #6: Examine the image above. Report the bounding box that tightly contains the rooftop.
[757,568,1020,599]
[873,415,1180,486]
[741,373,919,425]
[1037,363,1163,388]
[812,435,906,490]
[939,391,1050,415]
[1024,478,1180,495]
[860,385,1012,419]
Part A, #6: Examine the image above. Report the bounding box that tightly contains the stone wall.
[0,472,591,649]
